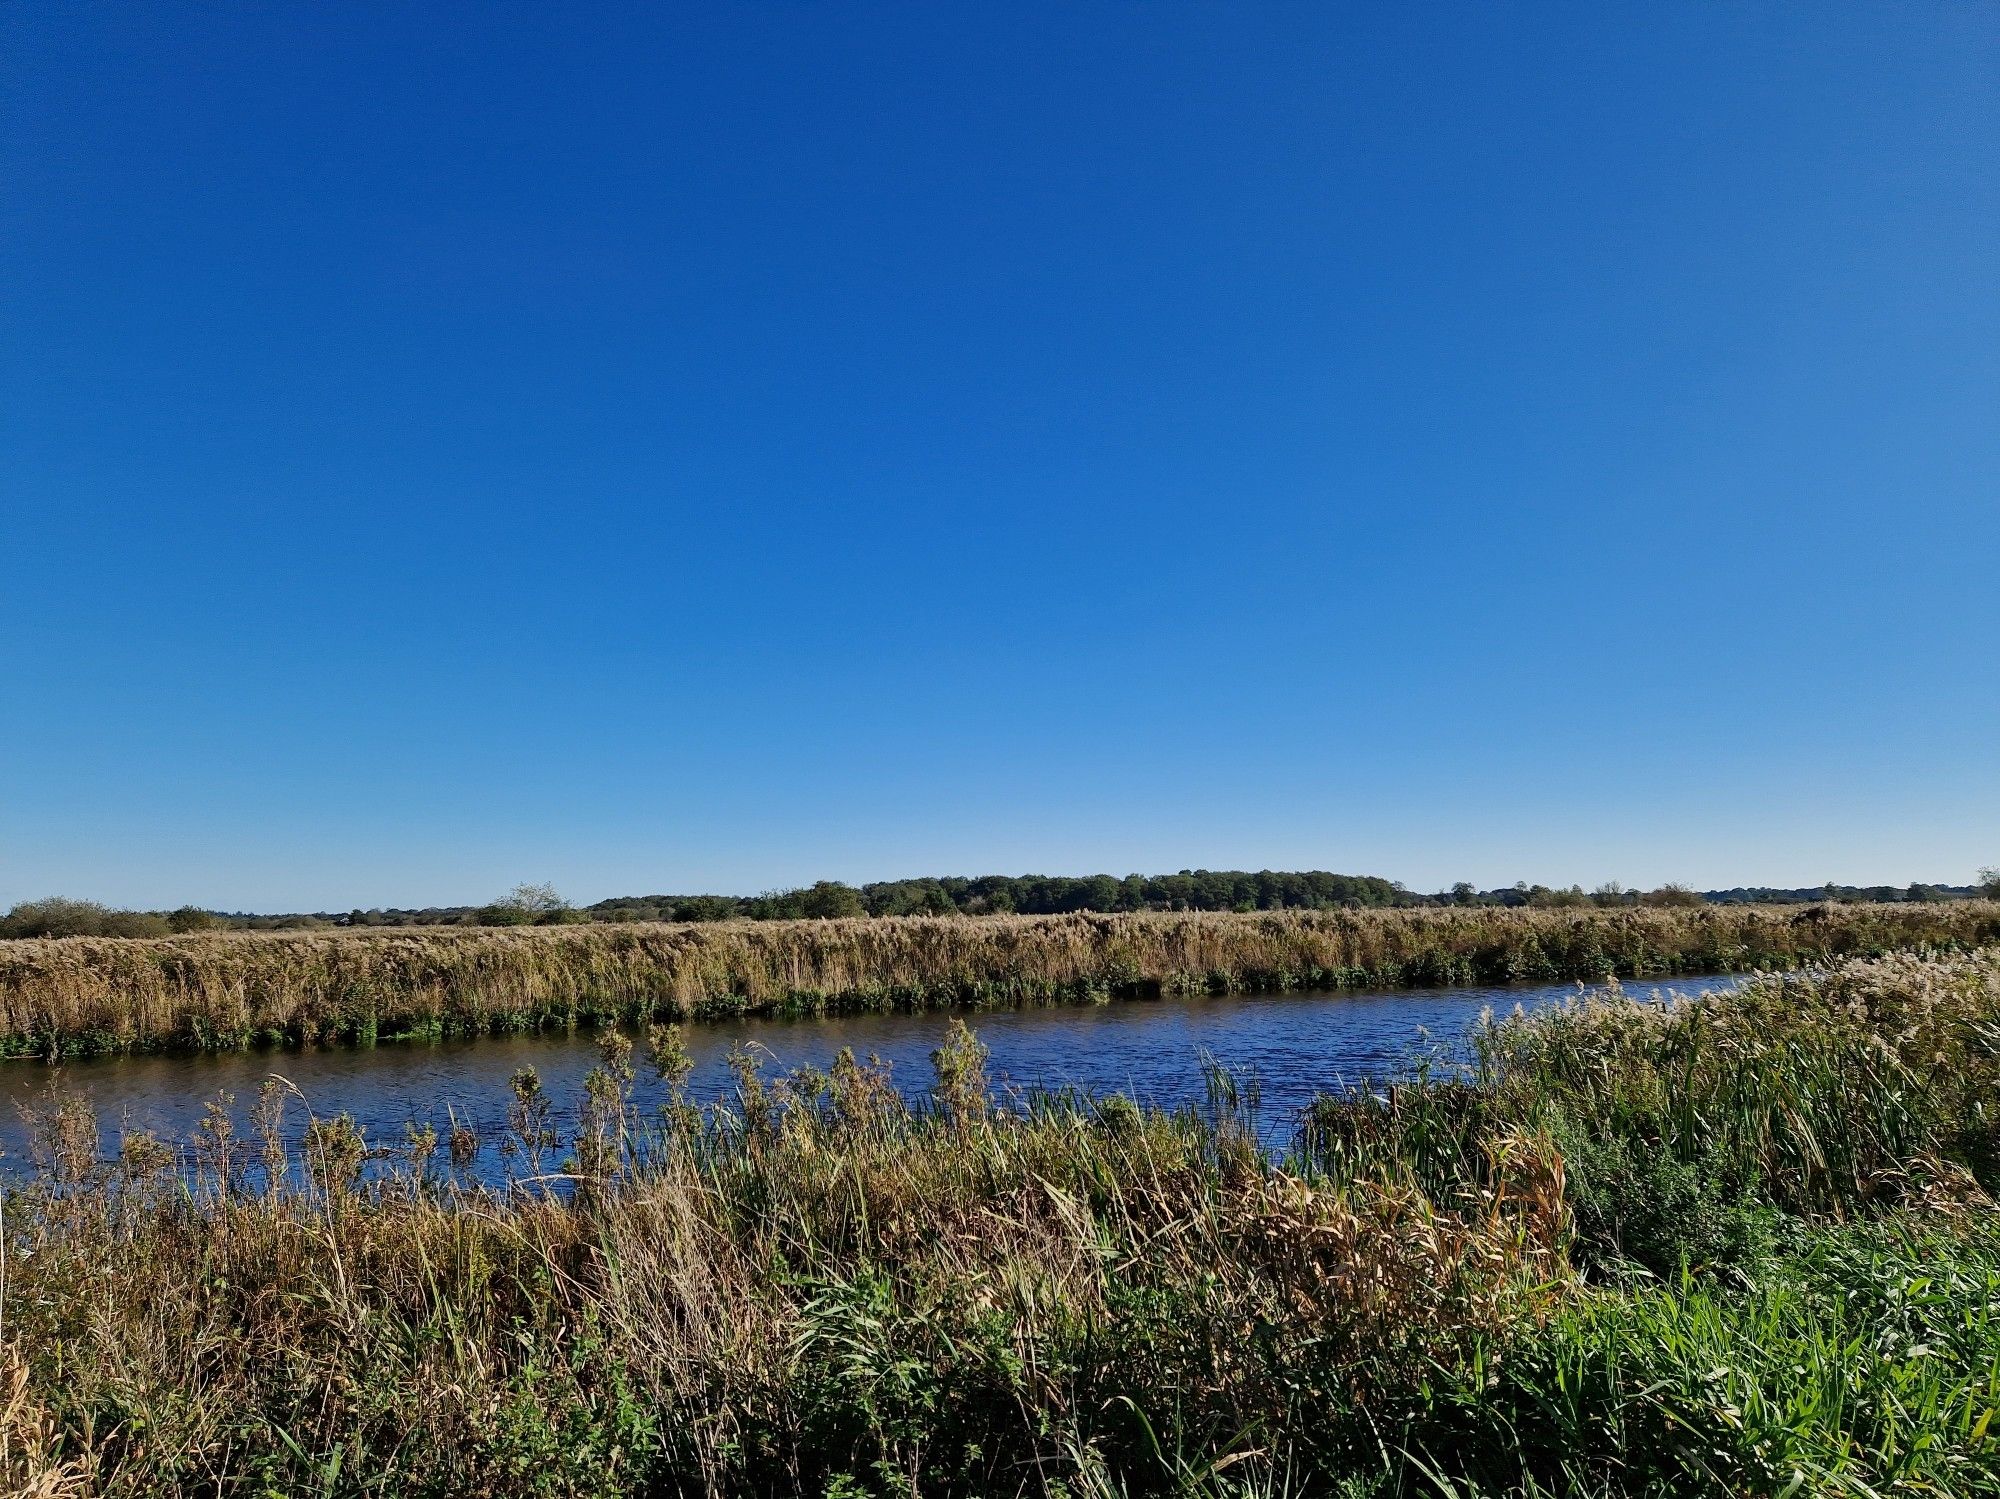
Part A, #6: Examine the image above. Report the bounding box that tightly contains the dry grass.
[3,902,1996,1057]
[2,1045,1568,1495]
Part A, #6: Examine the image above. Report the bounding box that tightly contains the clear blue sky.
[3,2,1995,911]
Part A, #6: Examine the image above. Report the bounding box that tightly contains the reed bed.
[3,901,1996,1058]
[2,947,1996,1495]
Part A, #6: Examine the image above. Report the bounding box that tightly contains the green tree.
[793,881,865,919]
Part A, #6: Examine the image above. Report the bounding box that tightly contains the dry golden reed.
[1,902,1994,1057]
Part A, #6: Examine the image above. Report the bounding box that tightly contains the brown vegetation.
[1,902,1995,1058]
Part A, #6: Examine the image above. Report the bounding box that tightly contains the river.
[0,973,1739,1178]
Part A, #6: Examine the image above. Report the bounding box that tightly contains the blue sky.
[3,1,1996,910]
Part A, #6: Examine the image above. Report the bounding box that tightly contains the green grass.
[1394,1220,2000,1498]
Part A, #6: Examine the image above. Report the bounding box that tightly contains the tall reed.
[1304,946,2000,1270]
[2,901,1994,1058]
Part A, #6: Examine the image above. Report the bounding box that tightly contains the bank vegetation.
[2,902,1997,1058]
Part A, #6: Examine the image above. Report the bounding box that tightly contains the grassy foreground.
[3,901,1998,1058]
[4,947,1998,1496]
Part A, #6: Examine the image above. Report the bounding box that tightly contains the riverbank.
[4,947,1996,1495]
[2,902,1996,1058]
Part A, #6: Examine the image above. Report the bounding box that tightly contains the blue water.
[0,973,1740,1179]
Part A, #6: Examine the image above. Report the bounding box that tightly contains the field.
[2,901,1997,1057]
[3,944,1997,1495]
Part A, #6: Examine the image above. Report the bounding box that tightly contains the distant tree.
[1980,867,2000,899]
[511,883,569,915]
[793,881,865,919]
[676,895,743,922]
[166,905,223,932]
[1080,875,1122,911]
[970,883,1016,914]
[1639,883,1704,908]
[477,883,571,926]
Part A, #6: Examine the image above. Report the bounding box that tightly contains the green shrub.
[1557,1130,1772,1278]
[0,897,171,939]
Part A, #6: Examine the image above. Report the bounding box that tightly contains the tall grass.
[1305,946,2000,1268]
[2,947,1997,1495]
[4,1046,1570,1497]
[2,901,1995,1058]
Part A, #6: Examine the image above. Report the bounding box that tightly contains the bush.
[476,902,537,926]
[1558,1131,1772,1278]
[0,898,170,939]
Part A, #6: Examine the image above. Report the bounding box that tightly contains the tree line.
[3,867,1996,937]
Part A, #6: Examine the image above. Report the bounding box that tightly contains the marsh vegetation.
[2,902,1996,1058]
[2,947,1997,1495]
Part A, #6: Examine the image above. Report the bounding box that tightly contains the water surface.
[0,974,1739,1178]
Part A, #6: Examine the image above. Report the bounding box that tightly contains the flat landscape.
[11,1,1995,1493]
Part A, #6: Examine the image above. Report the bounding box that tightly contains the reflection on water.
[0,974,1740,1177]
